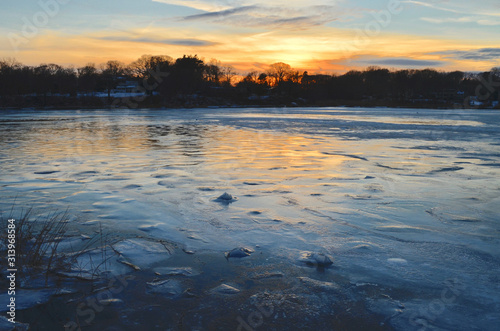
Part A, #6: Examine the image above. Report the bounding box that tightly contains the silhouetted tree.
[77,63,99,95]
[0,58,24,96]
[363,67,390,98]
[168,55,205,95]
[334,70,364,99]
[129,55,172,78]
[266,62,293,86]
[221,65,236,87]
[237,70,269,95]
[100,60,126,99]
[391,69,412,100]
[1,55,494,108]
[129,55,172,94]
[204,59,222,86]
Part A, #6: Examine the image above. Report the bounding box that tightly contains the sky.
[0,0,499,74]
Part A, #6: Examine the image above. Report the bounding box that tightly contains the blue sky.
[0,0,499,73]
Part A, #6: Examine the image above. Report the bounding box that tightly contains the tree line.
[0,55,498,109]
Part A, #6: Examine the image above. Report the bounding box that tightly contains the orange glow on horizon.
[1,26,498,74]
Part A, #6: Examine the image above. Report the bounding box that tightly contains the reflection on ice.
[1,107,500,329]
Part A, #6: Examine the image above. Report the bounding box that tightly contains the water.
[1,107,500,330]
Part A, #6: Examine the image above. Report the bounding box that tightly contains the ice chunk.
[215,192,237,203]
[210,284,240,295]
[298,252,334,268]
[146,279,183,297]
[298,277,340,291]
[67,245,131,278]
[251,272,284,280]
[113,239,172,269]
[387,258,408,265]
[225,247,254,258]
[153,267,199,277]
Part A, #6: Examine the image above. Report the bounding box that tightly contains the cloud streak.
[99,35,217,46]
[404,0,500,17]
[353,57,444,68]
[1,0,499,73]
[181,5,339,29]
[182,5,257,20]
[153,0,233,12]
[421,16,500,26]
[431,48,500,61]
[154,0,340,12]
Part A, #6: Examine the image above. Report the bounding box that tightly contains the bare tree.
[100,60,126,98]
[129,55,172,79]
[266,62,293,86]
[204,59,222,86]
[242,70,259,84]
[221,65,237,87]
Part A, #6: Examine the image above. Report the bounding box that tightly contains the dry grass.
[2,208,70,281]
[1,207,110,285]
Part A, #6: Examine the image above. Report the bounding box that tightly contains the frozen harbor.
[1,107,500,330]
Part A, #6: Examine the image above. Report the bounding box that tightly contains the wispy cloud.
[403,1,463,14]
[373,58,444,67]
[152,0,233,12]
[1,0,499,73]
[153,0,340,12]
[99,35,217,46]
[182,5,258,20]
[404,0,500,17]
[431,48,500,61]
[153,0,346,30]
[421,16,500,26]
[181,5,339,29]
[353,57,444,68]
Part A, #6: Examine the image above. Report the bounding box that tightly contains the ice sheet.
[1,107,499,329]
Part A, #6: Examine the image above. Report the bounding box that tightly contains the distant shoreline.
[1,101,498,111]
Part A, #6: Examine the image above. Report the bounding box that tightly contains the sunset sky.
[1,0,499,74]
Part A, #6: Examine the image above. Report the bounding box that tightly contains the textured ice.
[387,258,408,265]
[153,267,199,276]
[210,284,241,295]
[64,245,132,278]
[298,277,340,291]
[0,289,58,312]
[1,108,500,330]
[113,239,172,269]
[225,247,254,258]
[215,192,237,203]
[0,316,29,330]
[298,252,334,268]
[146,279,183,297]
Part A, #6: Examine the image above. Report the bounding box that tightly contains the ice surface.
[0,289,58,312]
[146,279,183,297]
[210,284,241,295]
[297,251,334,267]
[113,238,172,269]
[0,316,29,330]
[153,267,199,276]
[225,247,254,258]
[66,245,132,278]
[298,277,340,291]
[1,107,500,330]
